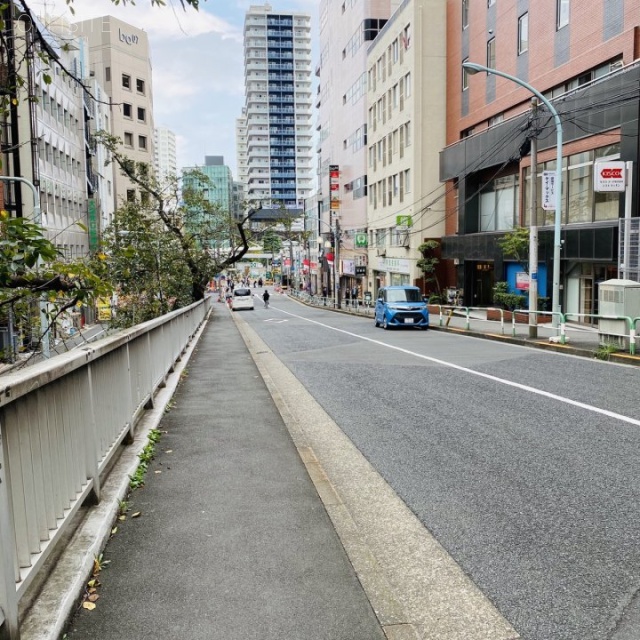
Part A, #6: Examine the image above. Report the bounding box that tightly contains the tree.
[498,227,530,272]
[97,132,254,302]
[416,240,442,300]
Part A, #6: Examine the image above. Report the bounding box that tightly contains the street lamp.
[311,215,340,308]
[463,61,563,326]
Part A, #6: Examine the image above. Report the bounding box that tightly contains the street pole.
[334,218,340,308]
[463,62,563,327]
[529,98,538,339]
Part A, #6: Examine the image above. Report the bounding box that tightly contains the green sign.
[396,215,413,228]
[355,232,368,248]
[88,199,98,251]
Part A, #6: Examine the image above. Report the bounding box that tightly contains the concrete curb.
[19,315,210,640]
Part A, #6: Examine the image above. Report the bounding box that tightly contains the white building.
[154,125,177,186]
[366,0,446,290]
[73,16,155,206]
[235,110,249,188]
[240,3,313,208]
[316,0,396,299]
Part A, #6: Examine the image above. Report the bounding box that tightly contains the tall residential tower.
[239,4,313,209]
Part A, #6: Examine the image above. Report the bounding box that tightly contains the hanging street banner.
[541,171,556,210]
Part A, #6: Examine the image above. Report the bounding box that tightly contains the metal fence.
[0,298,211,640]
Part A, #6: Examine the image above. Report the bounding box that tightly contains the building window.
[123,103,132,118]
[126,189,136,202]
[480,175,519,231]
[487,37,496,69]
[462,57,469,90]
[518,13,528,54]
[462,0,469,29]
[137,107,146,122]
[557,0,569,29]
[136,78,145,94]
[124,131,133,147]
[138,135,147,150]
[105,67,110,82]
[122,74,131,89]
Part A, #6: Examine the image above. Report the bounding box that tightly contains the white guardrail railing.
[0,297,211,639]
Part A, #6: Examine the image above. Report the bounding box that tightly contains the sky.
[37,0,319,176]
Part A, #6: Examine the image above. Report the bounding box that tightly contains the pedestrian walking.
[263,289,270,309]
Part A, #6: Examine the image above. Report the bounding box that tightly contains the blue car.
[374,286,429,330]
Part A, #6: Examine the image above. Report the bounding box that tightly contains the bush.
[493,281,525,310]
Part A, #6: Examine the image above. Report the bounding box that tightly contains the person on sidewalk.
[263,289,270,309]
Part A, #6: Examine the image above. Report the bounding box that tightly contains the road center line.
[272,305,640,428]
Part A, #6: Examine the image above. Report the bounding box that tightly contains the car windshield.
[386,289,421,302]
[234,288,252,297]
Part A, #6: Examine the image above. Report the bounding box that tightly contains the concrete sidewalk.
[60,308,386,640]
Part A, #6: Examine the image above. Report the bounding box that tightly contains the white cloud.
[36,0,242,42]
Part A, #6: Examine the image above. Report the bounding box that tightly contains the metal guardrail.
[0,298,211,640]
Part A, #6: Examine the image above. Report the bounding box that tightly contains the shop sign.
[355,266,367,276]
[594,161,626,192]
[515,272,530,290]
[355,232,368,247]
[542,171,555,210]
[341,259,355,275]
[395,215,413,229]
[376,257,410,273]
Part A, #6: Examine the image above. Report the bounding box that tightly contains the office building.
[73,16,155,205]
[440,0,640,318]
[154,125,177,186]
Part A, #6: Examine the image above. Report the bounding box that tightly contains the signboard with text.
[541,171,555,210]
[594,161,626,192]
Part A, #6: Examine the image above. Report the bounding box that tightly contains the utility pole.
[334,218,341,308]
[529,98,539,338]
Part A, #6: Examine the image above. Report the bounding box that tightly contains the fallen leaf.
[118,515,126,521]
[111,527,118,535]
[87,579,96,588]
[88,587,97,594]
[82,602,96,611]
[154,470,162,474]
[165,449,173,454]
[131,512,141,518]
[88,594,100,602]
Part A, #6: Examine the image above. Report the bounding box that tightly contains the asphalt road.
[238,290,640,640]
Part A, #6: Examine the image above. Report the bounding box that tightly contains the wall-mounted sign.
[355,266,367,276]
[119,28,139,45]
[396,215,413,228]
[355,232,368,247]
[516,272,530,290]
[594,161,626,192]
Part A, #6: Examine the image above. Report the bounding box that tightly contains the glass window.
[124,132,133,147]
[557,0,569,29]
[122,74,131,89]
[518,13,528,54]
[462,0,469,29]
[123,103,132,118]
[137,107,146,122]
[487,37,496,69]
[462,57,469,90]
[138,135,147,150]
[136,78,145,94]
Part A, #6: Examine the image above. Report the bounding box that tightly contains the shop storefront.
[373,257,411,295]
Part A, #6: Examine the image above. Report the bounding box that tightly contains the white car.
[231,287,255,311]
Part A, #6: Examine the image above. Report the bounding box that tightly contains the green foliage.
[417,240,441,295]
[594,342,620,361]
[498,227,530,271]
[492,281,525,310]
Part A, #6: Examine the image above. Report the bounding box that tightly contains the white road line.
[272,306,640,428]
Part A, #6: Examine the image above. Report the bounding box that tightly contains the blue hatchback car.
[374,286,429,330]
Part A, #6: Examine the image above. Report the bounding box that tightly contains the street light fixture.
[463,61,563,325]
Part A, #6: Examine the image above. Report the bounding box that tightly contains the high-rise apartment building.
[154,125,177,185]
[315,0,396,299]
[239,4,313,208]
[73,16,155,206]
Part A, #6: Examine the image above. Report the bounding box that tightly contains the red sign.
[601,168,622,179]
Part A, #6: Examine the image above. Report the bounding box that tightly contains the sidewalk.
[61,308,386,640]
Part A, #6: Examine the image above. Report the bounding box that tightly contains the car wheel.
[382,317,389,330]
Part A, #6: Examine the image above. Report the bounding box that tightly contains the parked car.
[231,287,255,311]
[374,286,429,330]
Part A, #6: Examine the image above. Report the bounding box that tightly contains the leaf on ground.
[88,593,100,602]
[82,602,96,611]
[87,579,96,588]
[131,511,141,518]
[88,587,97,594]
[118,515,126,521]
[154,470,162,474]
[111,526,118,535]
[165,449,173,453]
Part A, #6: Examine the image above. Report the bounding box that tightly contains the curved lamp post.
[462,61,563,325]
